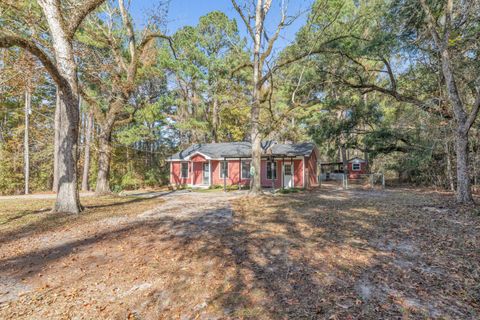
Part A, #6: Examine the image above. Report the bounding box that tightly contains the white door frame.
[202,162,210,185]
[283,162,294,188]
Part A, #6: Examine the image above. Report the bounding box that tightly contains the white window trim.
[180,162,189,178]
[184,151,212,160]
[352,163,361,171]
[283,162,294,176]
[219,160,229,179]
[266,161,278,180]
[241,160,251,179]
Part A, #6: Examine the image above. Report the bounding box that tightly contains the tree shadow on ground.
[0,187,478,319]
[0,191,174,246]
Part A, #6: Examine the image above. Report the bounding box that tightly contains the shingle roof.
[168,141,316,160]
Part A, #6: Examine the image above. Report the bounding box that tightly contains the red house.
[168,141,319,189]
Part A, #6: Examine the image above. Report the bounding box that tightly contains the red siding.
[192,162,203,185]
[211,160,250,186]
[293,159,303,187]
[170,156,314,188]
[261,160,282,188]
[306,152,319,188]
[170,162,191,185]
[348,162,367,179]
[190,154,207,162]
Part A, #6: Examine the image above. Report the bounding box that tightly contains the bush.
[120,171,143,190]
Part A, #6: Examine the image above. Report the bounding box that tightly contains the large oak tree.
[0,0,105,212]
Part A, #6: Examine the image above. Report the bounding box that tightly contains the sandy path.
[0,190,245,307]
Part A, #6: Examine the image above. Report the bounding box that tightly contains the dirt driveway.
[0,190,245,319]
[0,187,479,319]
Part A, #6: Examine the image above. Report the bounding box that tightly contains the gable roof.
[168,141,317,161]
[348,157,366,163]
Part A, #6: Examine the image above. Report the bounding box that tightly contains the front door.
[283,163,294,188]
[203,162,210,185]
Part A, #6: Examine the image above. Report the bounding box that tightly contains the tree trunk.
[95,125,113,194]
[455,130,473,203]
[249,0,264,195]
[341,144,348,175]
[212,97,219,143]
[24,86,31,195]
[445,137,455,191]
[40,0,82,213]
[54,92,81,212]
[52,89,61,192]
[81,110,93,191]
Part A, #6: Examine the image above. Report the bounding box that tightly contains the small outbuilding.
[320,157,369,180]
[347,157,368,179]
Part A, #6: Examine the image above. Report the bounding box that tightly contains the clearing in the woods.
[0,186,479,319]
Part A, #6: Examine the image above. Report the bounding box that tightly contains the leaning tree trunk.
[455,130,473,203]
[95,125,113,194]
[40,0,82,213]
[81,110,93,191]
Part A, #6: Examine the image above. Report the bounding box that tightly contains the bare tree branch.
[0,33,69,92]
[419,0,444,49]
[67,0,106,39]
[118,0,136,54]
[139,32,177,59]
[231,0,255,40]
[465,89,480,130]
[260,0,287,66]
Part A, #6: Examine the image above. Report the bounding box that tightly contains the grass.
[0,194,165,244]
[0,187,479,319]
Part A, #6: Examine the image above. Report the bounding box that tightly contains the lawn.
[0,187,479,319]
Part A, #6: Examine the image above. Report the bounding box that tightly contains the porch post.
[209,160,212,187]
[302,157,306,188]
[290,157,294,188]
[223,157,227,193]
[190,161,193,186]
[238,158,241,190]
[271,156,275,192]
[282,156,285,190]
[319,161,322,188]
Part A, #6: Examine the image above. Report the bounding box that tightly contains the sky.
[129,0,313,52]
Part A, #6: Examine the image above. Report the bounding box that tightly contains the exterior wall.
[190,154,207,162]
[306,152,319,187]
[211,159,250,186]
[170,156,311,188]
[192,162,204,185]
[293,159,303,187]
[170,161,191,185]
[348,162,367,179]
[260,159,305,189]
[261,160,282,188]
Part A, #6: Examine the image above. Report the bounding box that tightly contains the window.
[220,161,229,178]
[241,160,251,179]
[284,163,292,175]
[266,161,277,180]
[181,162,189,178]
[352,163,361,171]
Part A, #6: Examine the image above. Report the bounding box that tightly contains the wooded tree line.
[0,0,479,212]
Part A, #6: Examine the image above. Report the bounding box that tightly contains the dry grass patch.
[0,188,478,319]
[0,195,165,246]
